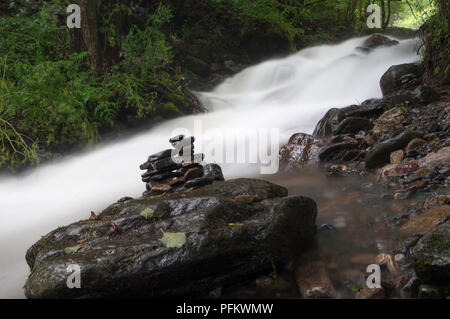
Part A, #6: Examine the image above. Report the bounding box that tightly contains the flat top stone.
[169,135,185,143]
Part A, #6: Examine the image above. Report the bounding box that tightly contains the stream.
[0,35,421,298]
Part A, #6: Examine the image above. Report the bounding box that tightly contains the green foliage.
[391,0,437,29]
[0,3,181,171]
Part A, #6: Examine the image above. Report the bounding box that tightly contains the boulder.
[377,147,450,181]
[372,107,407,136]
[24,178,317,298]
[405,138,427,157]
[313,99,387,138]
[334,117,373,135]
[411,220,450,284]
[400,206,450,236]
[385,85,440,106]
[380,63,423,96]
[365,131,423,169]
[362,34,399,49]
[318,142,361,163]
[279,133,324,171]
[183,163,224,188]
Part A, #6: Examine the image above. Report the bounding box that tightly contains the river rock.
[405,138,427,157]
[401,205,450,236]
[279,133,324,171]
[365,131,423,169]
[24,178,317,298]
[416,146,450,170]
[362,34,399,50]
[385,85,440,106]
[380,63,423,97]
[411,220,450,284]
[295,253,334,298]
[390,150,404,164]
[334,117,373,135]
[313,99,387,138]
[318,142,361,163]
[184,163,224,189]
[372,107,407,136]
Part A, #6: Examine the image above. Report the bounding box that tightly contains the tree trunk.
[384,0,391,29]
[79,0,103,75]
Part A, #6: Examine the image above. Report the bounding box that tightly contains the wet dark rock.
[365,131,423,169]
[418,284,441,299]
[24,178,317,298]
[373,107,407,136]
[203,163,225,181]
[362,34,399,50]
[117,197,133,203]
[184,164,224,189]
[334,117,373,135]
[400,274,421,299]
[428,122,441,133]
[169,134,185,143]
[318,224,335,232]
[313,99,387,138]
[151,156,180,172]
[318,142,361,163]
[279,133,324,171]
[140,136,207,196]
[148,149,173,162]
[405,138,427,157]
[385,85,440,106]
[411,220,450,284]
[380,63,423,97]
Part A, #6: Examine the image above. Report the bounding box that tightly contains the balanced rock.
[140,136,208,195]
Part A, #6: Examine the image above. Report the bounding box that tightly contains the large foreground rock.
[24,178,317,298]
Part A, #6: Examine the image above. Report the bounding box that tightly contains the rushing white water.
[0,35,420,298]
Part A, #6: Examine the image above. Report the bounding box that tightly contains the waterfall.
[0,35,420,298]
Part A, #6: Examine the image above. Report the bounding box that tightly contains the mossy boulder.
[411,220,450,285]
[24,178,317,298]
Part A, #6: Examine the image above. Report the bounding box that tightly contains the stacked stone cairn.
[140,135,224,196]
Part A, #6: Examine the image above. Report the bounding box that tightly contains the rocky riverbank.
[280,34,449,299]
